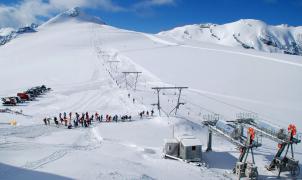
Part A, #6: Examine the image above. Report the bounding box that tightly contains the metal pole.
[134,73,139,91]
[124,73,128,89]
[251,148,255,164]
[157,89,161,116]
[290,143,294,158]
[206,129,213,152]
[175,88,182,115]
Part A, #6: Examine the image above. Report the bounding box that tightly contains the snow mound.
[159,19,302,56]
[41,7,105,27]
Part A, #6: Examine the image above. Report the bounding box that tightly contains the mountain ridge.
[159,19,302,56]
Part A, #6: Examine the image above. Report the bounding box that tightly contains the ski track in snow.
[21,127,102,170]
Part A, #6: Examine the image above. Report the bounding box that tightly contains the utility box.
[245,163,258,179]
[177,135,202,162]
[236,162,246,177]
[163,138,179,157]
[163,135,202,163]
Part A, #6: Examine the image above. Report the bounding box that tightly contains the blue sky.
[0,0,302,33]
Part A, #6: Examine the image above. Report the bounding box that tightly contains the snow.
[0,8,302,180]
[178,137,202,147]
[0,27,15,36]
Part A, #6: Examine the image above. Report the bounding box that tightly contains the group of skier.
[43,112,134,129]
[139,109,154,119]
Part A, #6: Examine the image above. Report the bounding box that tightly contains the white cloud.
[0,0,177,28]
[134,0,176,8]
[0,0,124,28]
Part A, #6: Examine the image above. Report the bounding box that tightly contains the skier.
[151,110,154,116]
[100,115,103,122]
[75,112,80,125]
[63,112,67,119]
[95,112,99,121]
[80,116,84,127]
[46,117,50,125]
[97,114,101,122]
[54,116,59,127]
[68,123,72,129]
[85,112,89,120]
[84,118,88,127]
[59,113,63,124]
[91,115,94,123]
[133,98,135,104]
[43,118,47,125]
[69,112,72,120]
[128,93,130,98]
[146,111,149,116]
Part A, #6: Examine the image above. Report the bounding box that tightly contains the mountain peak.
[64,7,81,17]
[41,7,105,27]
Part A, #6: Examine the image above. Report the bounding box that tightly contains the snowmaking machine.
[266,124,301,177]
[231,118,301,178]
[202,119,261,179]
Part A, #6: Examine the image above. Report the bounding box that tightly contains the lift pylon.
[122,71,142,91]
[151,86,188,116]
[107,60,120,73]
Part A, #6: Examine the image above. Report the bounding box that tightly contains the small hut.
[163,138,179,157]
[177,135,202,162]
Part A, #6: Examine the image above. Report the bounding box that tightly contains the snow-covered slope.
[159,19,302,56]
[0,8,302,180]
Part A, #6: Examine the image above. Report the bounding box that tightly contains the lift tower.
[151,86,188,116]
[107,60,120,73]
[122,71,142,91]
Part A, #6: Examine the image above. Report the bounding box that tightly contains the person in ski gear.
[59,113,63,124]
[43,118,47,125]
[68,123,72,129]
[151,109,154,116]
[54,116,59,127]
[95,112,99,121]
[64,117,68,126]
[80,115,84,127]
[69,112,72,121]
[46,117,50,125]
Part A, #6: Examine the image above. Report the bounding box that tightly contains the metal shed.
[177,135,202,162]
[163,138,179,157]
